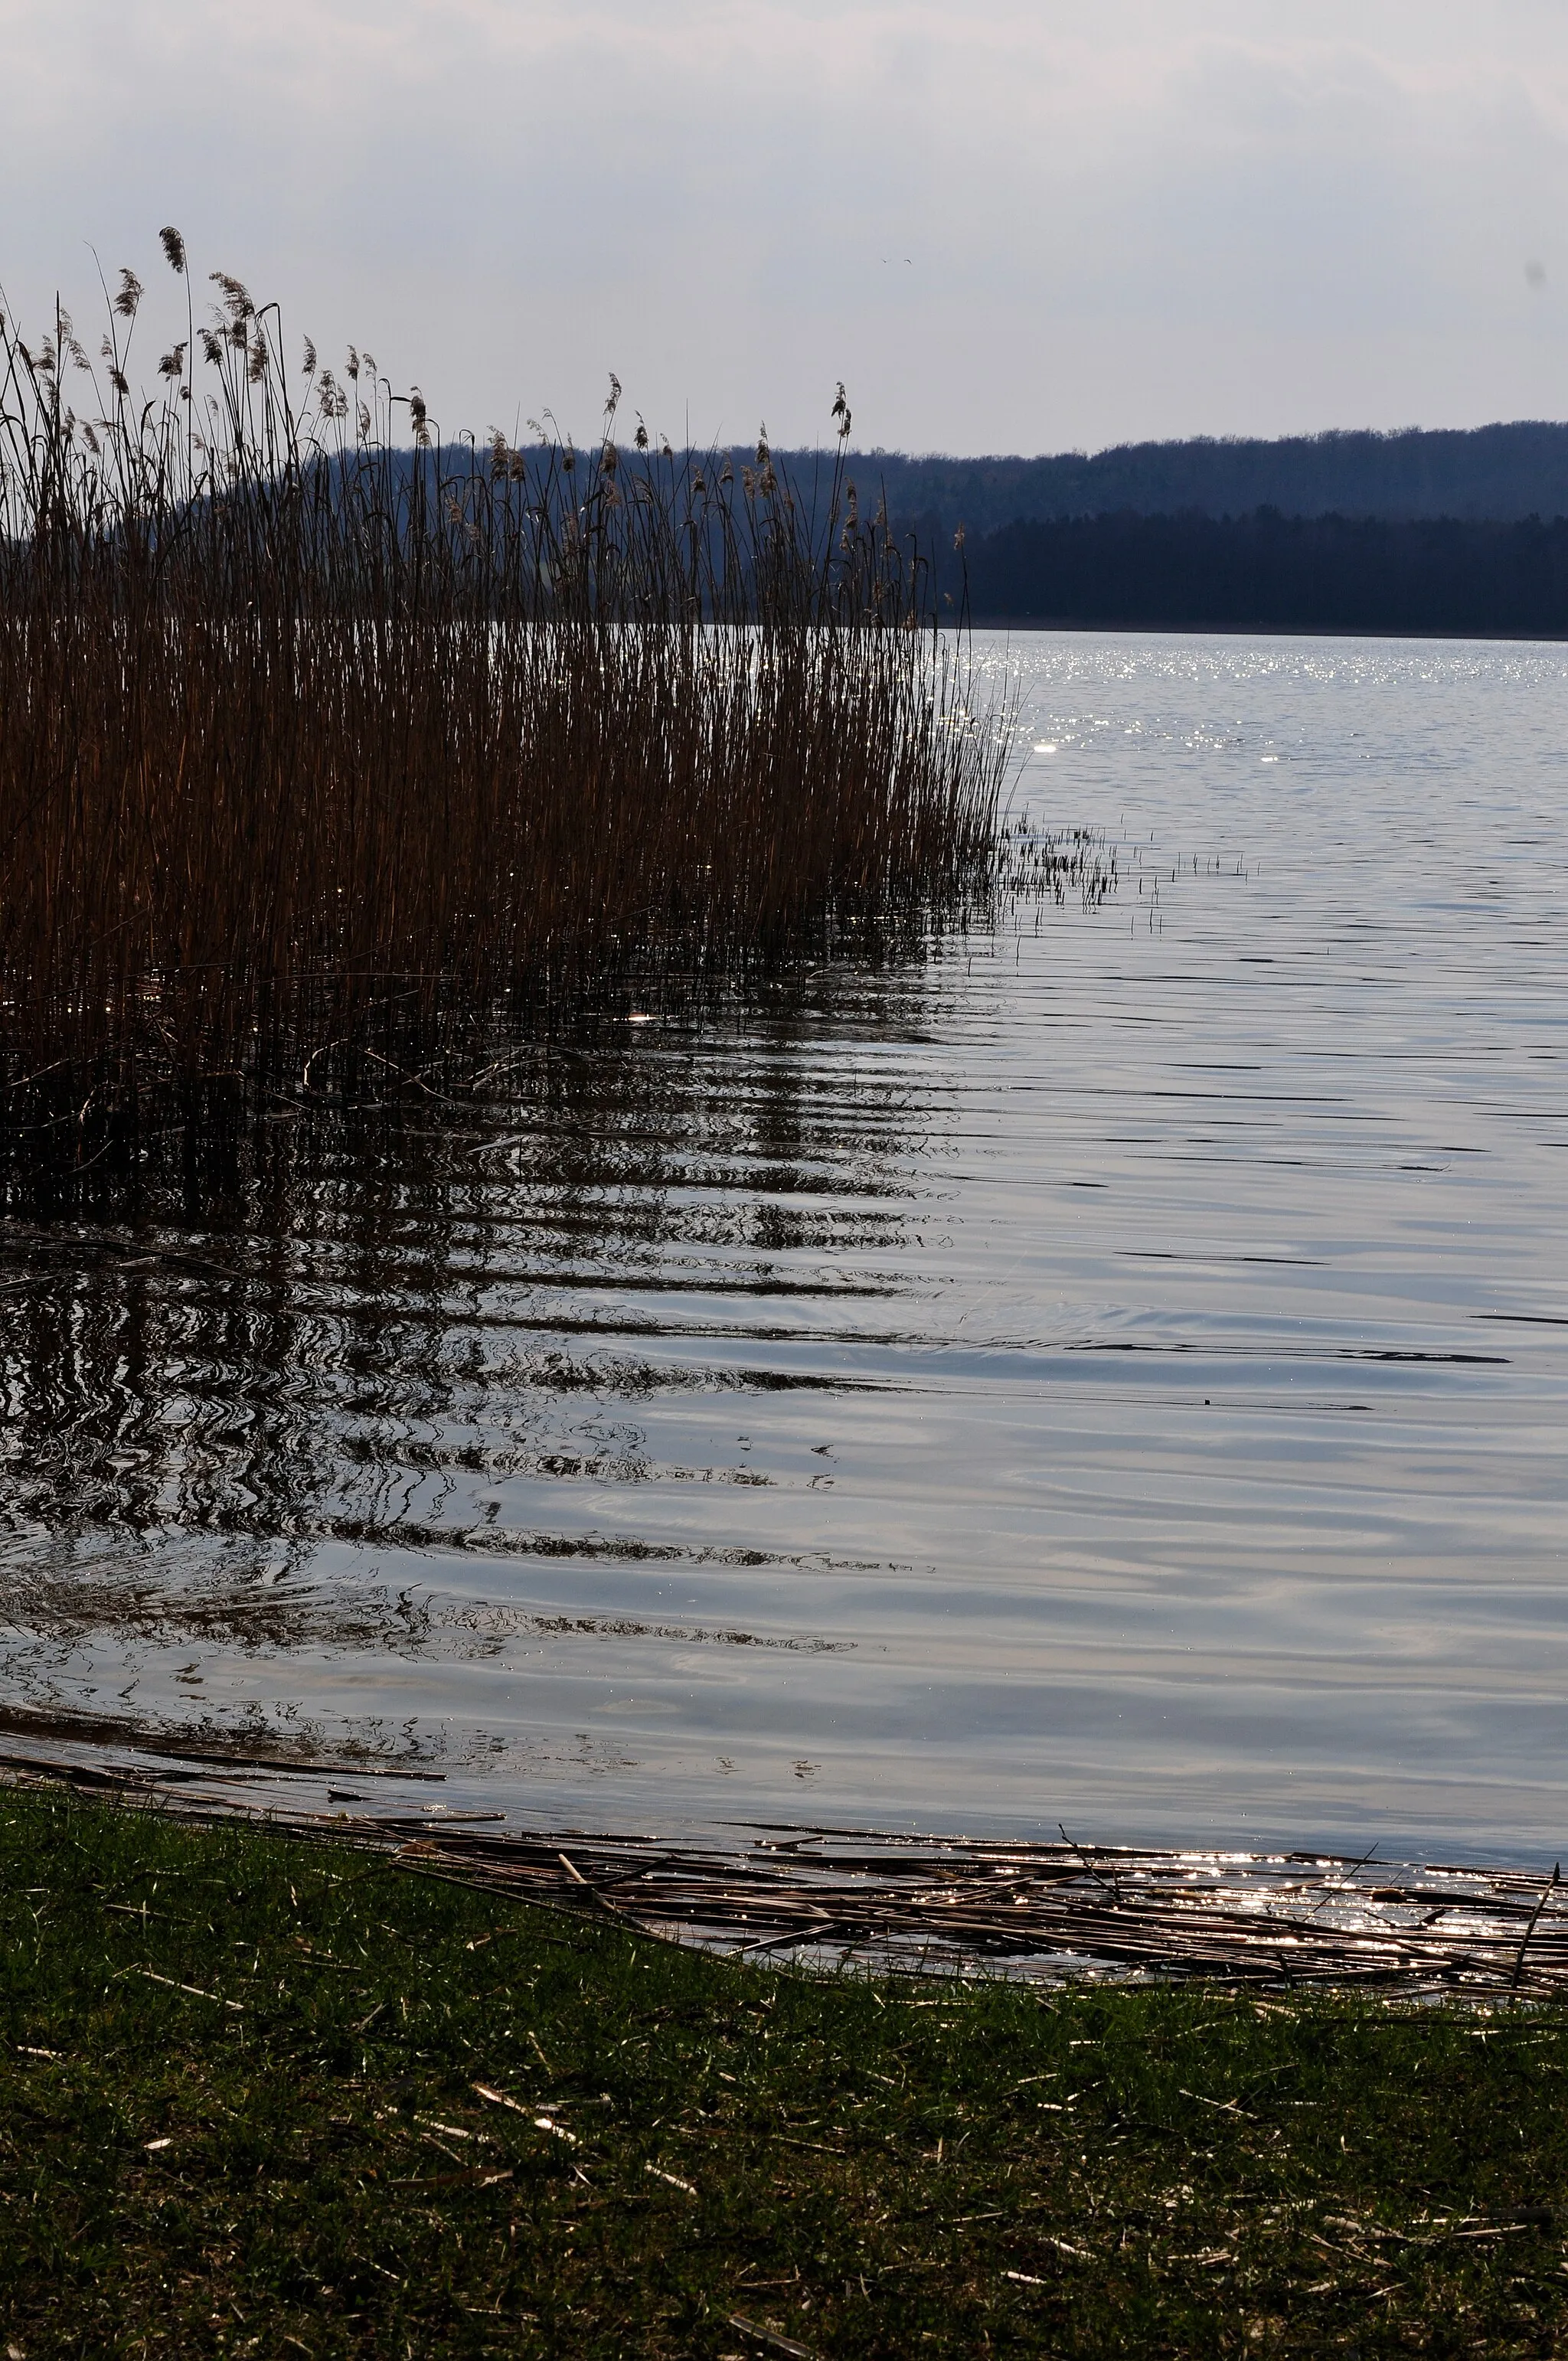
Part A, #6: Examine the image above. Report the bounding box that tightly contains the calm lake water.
[4,632,1566,1862]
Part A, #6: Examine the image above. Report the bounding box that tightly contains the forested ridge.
[945,508,1568,636]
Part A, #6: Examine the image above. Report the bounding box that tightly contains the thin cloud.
[2,0,1567,451]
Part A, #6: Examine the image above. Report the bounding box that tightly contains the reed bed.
[0,237,1004,1158]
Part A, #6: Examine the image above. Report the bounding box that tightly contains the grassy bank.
[2,1791,1567,2355]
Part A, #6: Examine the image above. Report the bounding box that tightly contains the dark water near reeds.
[4,633,1567,1863]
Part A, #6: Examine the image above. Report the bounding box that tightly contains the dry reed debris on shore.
[253,1821,1568,1997]
[2,1738,1563,1996]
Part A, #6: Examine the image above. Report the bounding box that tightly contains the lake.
[3,632,1566,1864]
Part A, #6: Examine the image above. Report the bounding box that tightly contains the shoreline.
[4,1747,1564,1999]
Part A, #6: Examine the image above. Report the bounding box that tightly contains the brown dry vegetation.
[0,237,1004,1149]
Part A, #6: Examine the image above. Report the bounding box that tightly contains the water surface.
[4,634,1566,1860]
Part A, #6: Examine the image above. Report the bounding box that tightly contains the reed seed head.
[210,273,254,322]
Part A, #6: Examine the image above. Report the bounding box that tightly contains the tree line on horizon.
[253,432,1568,637]
[840,422,1568,634]
[827,420,1568,536]
[570,423,1568,634]
[296,424,1568,635]
[939,508,1568,638]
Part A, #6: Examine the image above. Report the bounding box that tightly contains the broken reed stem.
[8,1746,1568,1995]
[1511,1860,1560,1994]
[0,244,1007,1152]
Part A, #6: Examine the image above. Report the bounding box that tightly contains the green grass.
[2,1790,1566,2356]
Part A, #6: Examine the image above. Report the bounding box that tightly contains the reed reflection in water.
[0,962,960,1794]
[3,632,1568,1863]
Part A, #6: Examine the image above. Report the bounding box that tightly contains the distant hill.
[812,423,1568,534]
[326,432,1568,634]
[347,420,1568,534]
[795,424,1568,634]
[957,511,1568,637]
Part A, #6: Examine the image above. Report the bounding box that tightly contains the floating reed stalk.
[0,243,1004,1155]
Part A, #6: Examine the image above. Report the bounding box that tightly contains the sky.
[3,1,1568,456]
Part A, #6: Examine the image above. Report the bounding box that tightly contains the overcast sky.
[3,2,1567,456]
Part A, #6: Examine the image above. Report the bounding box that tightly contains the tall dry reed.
[0,239,1005,1145]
